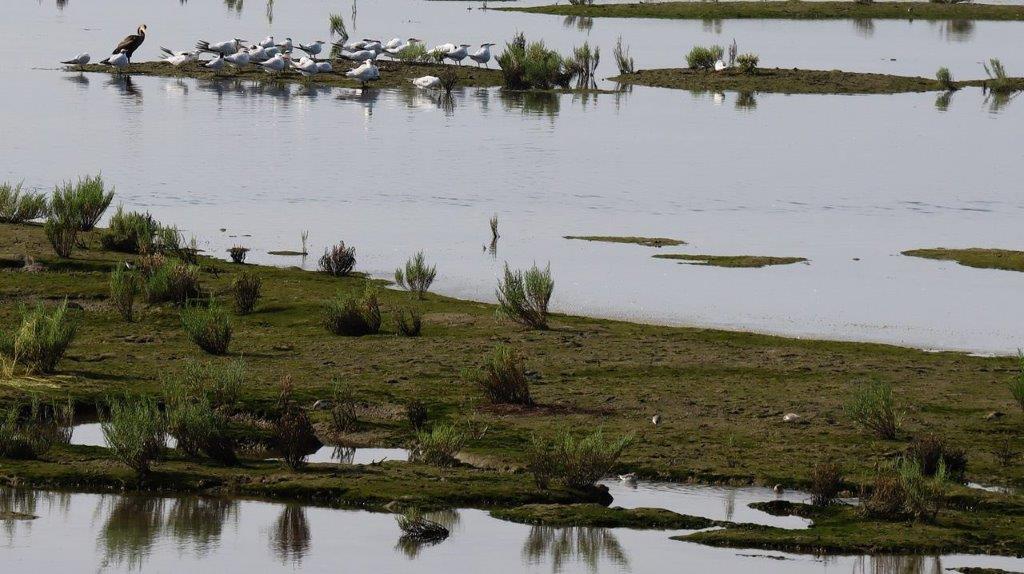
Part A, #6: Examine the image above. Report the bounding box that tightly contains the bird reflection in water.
[107,74,143,103]
[522,526,630,572]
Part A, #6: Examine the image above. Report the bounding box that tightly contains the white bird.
[259,35,275,48]
[361,39,384,55]
[411,75,441,89]
[384,38,420,59]
[163,50,198,67]
[61,53,90,67]
[101,50,129,70]
[651,414,661,426]
[432,43,457,55]
[225,48,251,67]
[275,37,293,54]
[618,473,637,483]
[445,44,471,65]
[316,61,333,73]
[259,53,287,73]
[197,38,246,56]
[290,56,319,77]
[340,49,376,62]
[345,59,379,87]
[384,37,403,50]
[714,59,727,72]
[469,43,495,67]
[298,40,325,59]
[205,55,226,71]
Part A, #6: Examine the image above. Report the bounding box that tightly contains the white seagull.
[445,44,471,65]
[258,35,275,48]
[298,40,326,59]
[384,38,421,59]
[205,55,227,71]
[61,53,90,67]
[276,37,293,53]
[430,43,456,62]
[411,75,441,89]
[340,49,376,62]
[100,50,129,70]
[345,59,379,87]
[714,59,727,72]
[291,56,319,77]
[316,60,333,73]
[259,53,287,73]
[469,43,495,67]
[197,38,247,56]
[163,50,198,67]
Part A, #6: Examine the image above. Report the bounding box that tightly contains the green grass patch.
[903,248,1024,272]
[564,235,685,247]
[653,253,807,268]
[491,503,717,529]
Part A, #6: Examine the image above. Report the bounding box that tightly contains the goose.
[60,53,90,67]
[196,38,247,56]
[224,48,251,68]
[100,50,130,71]
[445,44,471,66]
[275,37,293,54]
[205,55,226,72]
[259,53,287,73]
[345,59,379,87]
[291,56,319,77]
[469,43,495,67]
[298,40,326,59]
[111,24,147,63]
[411,75,441,89]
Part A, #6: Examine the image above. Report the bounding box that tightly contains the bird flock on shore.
[62,24,497,89]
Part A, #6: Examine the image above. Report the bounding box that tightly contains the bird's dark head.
[138,24,148,35]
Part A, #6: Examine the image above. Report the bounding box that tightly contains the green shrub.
[227,246,248,264]
[396,42,430,62]
[173,358,245,411]
[936,67,955,90]
[102,396,166,476]
[810,462,843,506]
[412,423,467,467]
[180,302,232,355]
[0,399,73,459]
[51,173,114,231]
[395,307,423,337]
[231,271,262,315]
[983,58,1015,93]
[164,384,237,465]
[319,242,356,277]
[406,399,428,431]
[496,263,554,329]
[529,429,633,489]
[100,207,160,253]
[906,434,967,483]
[497,33,575,90]
[109,265,140,322]
[394,251,437,299]
[862,458,949,522]
[321,286,382,336]
[469,344,533,405]
[0,300,77,374]
[0,182,48,223]
[1011,352,1024,411]
[330,382,359,433]
[686,45,718,70]
[565,42,600,87]
[845,381,903,439]
[737,53,759,74]
[274,379,320,470]
[612,35,634,74]
[43,216,78,258]
[146,260,202,305]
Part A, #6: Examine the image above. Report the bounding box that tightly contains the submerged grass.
[903,248,1024,272]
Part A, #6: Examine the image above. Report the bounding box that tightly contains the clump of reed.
[44,209,79,259]
[164,378,237,465]
[861,458,948,522]
[496,262,554,330]
[180,301,233,355]
[438,67,459,94]
[497,33,575,90]
[394,306,423,337]
[101,395,166,477]
[321,286,382,336]
[231,271,262,315]
[412,423,467,467]
[227,246,249,264]
[467,344,533,405]
[396,509,450,542]
[274,378,320,470]
[686,45,723,71]
[0,182,48,223]
[100,207,160,253]
[1010,352,1024,410]
[905,434,967,483]
[936,67,957,91]
[528,429,633,490]
[145,260,202,305]
[612,35,634,74]
[175,358,245,412]
[0,300,78,374]
[319,241,356,277]
[983,58,1015,93]
[737,53,759,74]
[489,214,500,240]
[406,399,428,431]
[992,434,1020,468]
[727,38,738,67]
[329,382,360,433]
[845,381,903,440]
[329,13,347,39]
[52,173,114,232]
[109,265,140,322]
[395,251,437,299]
[397,42,430,63]
[565,42,600,87]
[0,399,74,460]
[810,461,844,506]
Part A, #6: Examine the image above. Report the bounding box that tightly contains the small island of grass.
[653,253,807,268]
[491,503,718,529]
[564,235,686,247]
[902,248,1024,273]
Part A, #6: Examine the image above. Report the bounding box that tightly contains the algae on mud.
[903,248,1024,273]
[652,253,807,268]
[610,67,1024,95]
[505,1,1024,21]
[564,235,686,247]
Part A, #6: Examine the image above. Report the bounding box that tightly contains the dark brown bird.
[111,24,147,63]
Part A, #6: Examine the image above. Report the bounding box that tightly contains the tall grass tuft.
[231,271,262,315]
[412,423,468,467]
[164,381,237,465]
[396,509,450,542]
[146,260,202,305]
[686,45,719,71]
[728,38,738,67]
[102,395,166,476]
[321,286,382,336]
[438,67,459,95]
[110,265,140,322]
[936,67,956,91]
[529,429,633,489]
[44,214,78,258]
[496,263,554,329]
[1011,351,1024,411]
[52,173,115,231]
[274,378,320,470]
[862,458,949,522]
[490,214,500,240]
[613,35,634,74]
[406,399,428,431]
[329,382,359,433]
[329,13,347,39]
[0,182,48,223]
[395,251,437,299]
[397,43,430,63]
[845,381,903,439]
[395,306,423,337]
[319,242,356,277]
[174,358,245,411]
[469,344,533,405]
[0,399,74,459]
[810,462,843,506]
[180,301,233,355]
[0,300,78,374]
[497,33,575,90]
[737,53,759,74]
[227,246,248,264]
[101,207,160,253]
[983,58,1014,93]
[565,42,600,87]
[906,434,967,482]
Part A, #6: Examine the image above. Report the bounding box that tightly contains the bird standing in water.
[110,24,147,63]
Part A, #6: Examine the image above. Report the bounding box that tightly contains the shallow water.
[1,487,1022,573]
[3,1,1024,354]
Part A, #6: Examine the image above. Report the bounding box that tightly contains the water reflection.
[63,72,90,88]
[394,510,460,559]
[100,496,166,570]
[934,19,976,42]
[735,90,757,110]
[501,91,560,117]
[224,0,243,14]
[702,19,723,34]
[562,16,594,33]
[852,555,943,574]
[270,505,311,564]
[522,526,629,573]
[934,90,954,112]
[853,18,875,38]
[106,75,143,103]
[984,89,1018,113]
[166,497,238,554]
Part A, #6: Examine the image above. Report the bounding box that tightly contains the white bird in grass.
[100,50,129,71]
[163,50,198,67]
[205,55,226,72]
[259,53,287,73]
[61,53,90,67]
[197,38,247,56]
[345,58,379,87]
[340,49,376,62]
[469,43,495,67]
[714,59,727,72]
[225,48,251,68]
[445,44,471,65]
[298,40,326,60]
[316,60,333,73]
[258,35,275,48]
[432,43,457,55]
[411,75,441,89]
[290,56,319,77]
[384,38,421,59]
[276,37,293,54]
[618,473,637,483]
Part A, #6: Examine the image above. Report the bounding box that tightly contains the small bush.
[231,271,262,315]
[0,182,48,223]
[983,58,1014,93]
[227,246,249,264]
[396,509,450,542]
[936,67,956,90]
[330,382,359,433]
[180,301,233,355]
[810,462,843,506]
[164,385,237,466]
[862,458,948,522]
[146,260,202,305]
[1011,352,1024,411]
[100,207,159,253]
[394,251,437,299]
[737,53,759,74]
[174,358,245,411]
[0,399,73,459]
[396,42,430,63]
[406,400,428,431]
[906,434,967,483]
[44,216,78,258]
[109,265,140,322]
[565,42,600,87]
[319,242,356,277]
[612,35,634,74]
[274,378,320,470]
[395,307,423,337]
[686,46,717,71]
[497,33,575,90]
[412,423,467,467]
[102,396,166,476]
[845,381,903,439]
[321,286,382,336]
[470,345,533,405]
[496,263,554,330]
[530,429,633,490]
[526,434,558,489]
[51,174,114,231]
[0,300,77,374]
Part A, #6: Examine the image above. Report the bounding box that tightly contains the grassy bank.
[504,1,1024,21]
[491,503,717,529]
[564,235,685,247]
[609,67,1024,95]
[903,248,1024,273]
[652,254,807,268]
